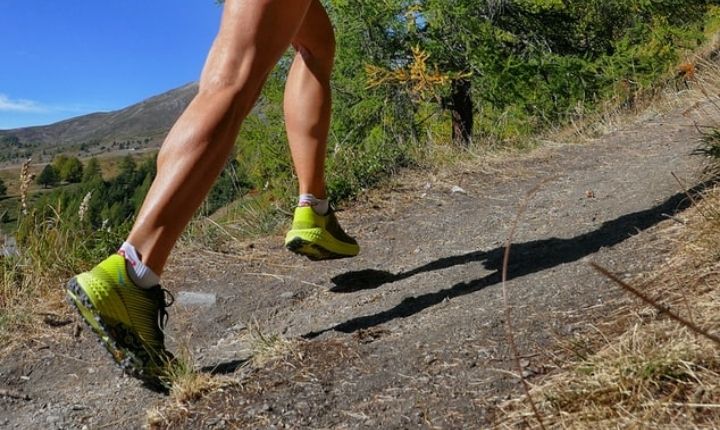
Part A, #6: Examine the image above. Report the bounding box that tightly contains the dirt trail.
[1,98,717,429]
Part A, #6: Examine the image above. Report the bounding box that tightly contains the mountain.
[0,82,198,164]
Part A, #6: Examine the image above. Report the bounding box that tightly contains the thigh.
[201,0,313,89]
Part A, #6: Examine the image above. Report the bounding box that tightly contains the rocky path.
[1,98,717,429]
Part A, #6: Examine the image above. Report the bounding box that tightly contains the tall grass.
[0,178,126,353]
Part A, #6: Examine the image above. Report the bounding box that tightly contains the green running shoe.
[66,254,173,383]
[285,206,360,260]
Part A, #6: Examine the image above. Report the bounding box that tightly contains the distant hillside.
[0,82,198,164]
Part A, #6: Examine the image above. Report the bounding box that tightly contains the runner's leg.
[282,2,359,260]
[284,0,335,200]
[127,0,313,273]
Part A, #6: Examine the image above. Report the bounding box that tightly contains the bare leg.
[281,2,359,260]
[127,0,313,273]
[284,0,336,200]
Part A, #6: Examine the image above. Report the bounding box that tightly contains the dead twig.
[673,273,697,333]
[671,172,710,220]
[38,312,73,327]
[661,213,687,225]
[501,176,557,430]
[590,262,720,347]
[0,388,31,401]
[240,272,324,289]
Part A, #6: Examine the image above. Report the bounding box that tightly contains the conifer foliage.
[331,0,715,144]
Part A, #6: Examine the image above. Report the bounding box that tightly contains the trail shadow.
[141,379,170,395]
[307,179,713,339]
[331,270,401,293]
[330,250,489,293]
[200,358,250,376]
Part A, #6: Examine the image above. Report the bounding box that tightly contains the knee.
[197,57,263,117]
[198,43,263,98]
[198,63,245,99]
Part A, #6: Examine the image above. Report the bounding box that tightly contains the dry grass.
[146,372,236,429]
[498,183,720,429]
[147,338,356,429]
[146,322,305,429]
[0,271,70,356]
[146,343,241,429]
[165,347,238,404]
[0,163,80,356]
[244,320,297,367]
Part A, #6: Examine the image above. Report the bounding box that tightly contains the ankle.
[118,242,161,288]
[298,193,329,215]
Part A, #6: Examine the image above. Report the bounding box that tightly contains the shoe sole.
[286,237,342,261]
[285,230,359,261]
[66,277,161,383]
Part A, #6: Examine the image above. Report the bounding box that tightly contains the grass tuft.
[245,319,296,368]
[147,345,239,429]
[146,322,300,429]
[166,346,236,404]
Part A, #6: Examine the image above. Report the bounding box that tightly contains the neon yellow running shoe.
[285,206,359,260]
[65,254,173,383]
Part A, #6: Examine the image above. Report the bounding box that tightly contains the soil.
[1,96,718,429]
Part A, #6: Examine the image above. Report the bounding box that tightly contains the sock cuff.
[298,193,319,204]
[298,194,329,215]
[118,242,161,288]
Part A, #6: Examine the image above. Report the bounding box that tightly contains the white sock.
[118,242,161,288]
[298,193,329,215]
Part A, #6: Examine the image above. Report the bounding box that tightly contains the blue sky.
[0,1,223,130]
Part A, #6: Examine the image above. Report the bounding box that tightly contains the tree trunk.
[450,79,473,146]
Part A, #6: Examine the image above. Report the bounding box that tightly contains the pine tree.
[83,157,103,183]
[52,155,69,174]
[60,157,84,183]
[37,164,59,188]
[117,155,136,184]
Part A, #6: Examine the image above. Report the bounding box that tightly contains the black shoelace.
[154,288,174,332]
